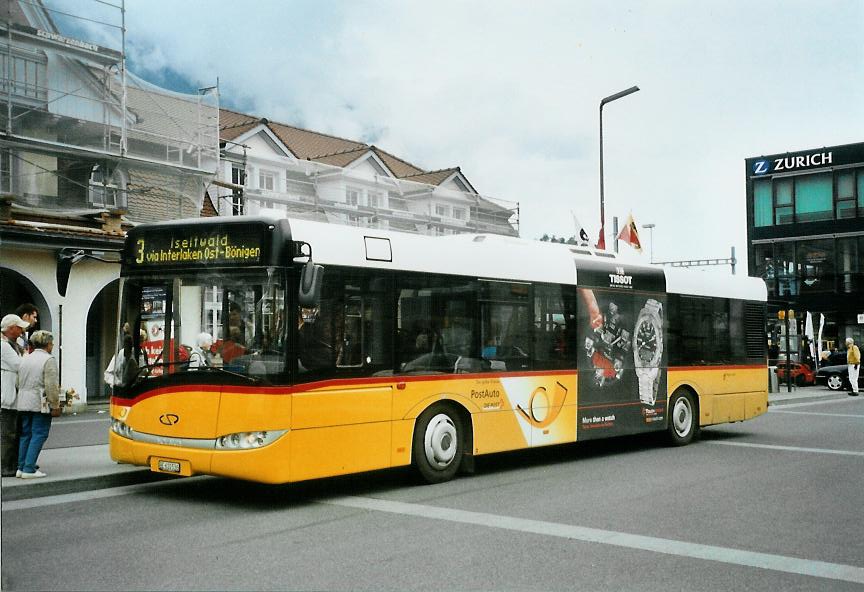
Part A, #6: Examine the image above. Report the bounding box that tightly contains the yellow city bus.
[109,216,768,484]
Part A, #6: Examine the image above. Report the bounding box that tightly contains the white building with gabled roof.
[212,108,519,237]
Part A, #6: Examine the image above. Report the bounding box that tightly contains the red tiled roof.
[370,146,425,178]
[218,108,472,189]
[401,168,459,187]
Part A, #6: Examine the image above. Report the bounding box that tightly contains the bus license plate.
[157,460,181,473]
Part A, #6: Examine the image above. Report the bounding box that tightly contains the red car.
[776,362,816,386]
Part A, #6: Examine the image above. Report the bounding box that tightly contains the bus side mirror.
[299,262,324,307]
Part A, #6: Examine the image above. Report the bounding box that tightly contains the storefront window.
[797,240,834,294]
[794,173,833,222]
[753,244,776,296]
[837,237,862,294]
[775,242,797,297]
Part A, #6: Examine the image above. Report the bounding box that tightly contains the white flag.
[817,313,825,365]
[570,211,590,245]
[805,312,815,362]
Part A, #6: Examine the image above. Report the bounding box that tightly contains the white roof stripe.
[285,218,766,302]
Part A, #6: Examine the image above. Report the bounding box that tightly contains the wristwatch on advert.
[633,299,663,406]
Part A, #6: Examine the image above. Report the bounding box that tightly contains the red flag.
[596,224,606,250]
[617,213,642,252]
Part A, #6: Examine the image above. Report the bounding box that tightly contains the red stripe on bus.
[111,369,575,406]
[668,364,766,372]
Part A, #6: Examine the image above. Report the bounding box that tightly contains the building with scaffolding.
[0,0,218,404]
[212,109,519,236]
[0,0,520,407]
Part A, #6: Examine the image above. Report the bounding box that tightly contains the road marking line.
[770,410,864,418]
[323,495,864,584]
[770,397,856,409]
[707,441,864,457]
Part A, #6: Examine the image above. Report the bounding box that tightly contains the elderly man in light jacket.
[1,314,29,477]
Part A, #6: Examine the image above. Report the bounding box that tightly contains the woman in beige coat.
[16,330,61,479]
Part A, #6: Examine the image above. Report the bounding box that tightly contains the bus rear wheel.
[413,403,464,484]
[667,389,698,446]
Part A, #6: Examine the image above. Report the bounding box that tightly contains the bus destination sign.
[128,228,266,267]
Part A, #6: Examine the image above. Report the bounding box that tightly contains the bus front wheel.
[667,389,698,446]
[413,403,464,484]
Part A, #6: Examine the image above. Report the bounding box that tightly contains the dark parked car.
[816,364,863,391]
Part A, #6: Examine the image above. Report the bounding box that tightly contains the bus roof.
[286,218,767,302]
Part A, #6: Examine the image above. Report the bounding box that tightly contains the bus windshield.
[112,268,287,389]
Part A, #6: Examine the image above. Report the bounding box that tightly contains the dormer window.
[88,163,127,208]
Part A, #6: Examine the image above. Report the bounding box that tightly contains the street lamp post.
[599,85,639,248]
[642,223,655,262]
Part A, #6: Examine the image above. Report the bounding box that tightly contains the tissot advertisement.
[576,262,667,439]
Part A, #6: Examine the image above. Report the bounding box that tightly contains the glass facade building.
[746,142,864,362]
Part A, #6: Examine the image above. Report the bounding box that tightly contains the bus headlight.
[215,430,286,450]
[111,418,134,440]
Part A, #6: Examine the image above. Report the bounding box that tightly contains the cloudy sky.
[50,0,863,266]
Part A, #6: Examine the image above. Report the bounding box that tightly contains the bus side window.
[479,281,530,372]
[297,269,392,381]
[396,275,479,374]
[533,284,577,370]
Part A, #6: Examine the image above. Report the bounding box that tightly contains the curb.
[2,469,172,502]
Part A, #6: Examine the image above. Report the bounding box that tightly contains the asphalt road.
[3,395,863,591]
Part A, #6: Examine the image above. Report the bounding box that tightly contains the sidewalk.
[0,386,855,502]
[0,445,161,502]
[768,384,849,405]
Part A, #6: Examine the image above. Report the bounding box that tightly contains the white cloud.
[49,0,864,267]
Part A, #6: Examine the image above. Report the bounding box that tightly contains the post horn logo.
[517,382,568,428]
[159,413,180,426]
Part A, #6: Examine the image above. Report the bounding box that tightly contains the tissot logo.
[609,266,633,288]
[159,413,180,426]
[753,160,770,175]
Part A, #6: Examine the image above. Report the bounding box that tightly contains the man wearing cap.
[847,338,861,396]
[1,314,29,476]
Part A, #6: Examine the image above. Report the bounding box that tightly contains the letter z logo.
[753,160,769,175]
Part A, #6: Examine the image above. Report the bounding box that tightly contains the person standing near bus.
[14,303,38,353]
[16,330,61,478]
[1,314,29,476]
[847,337,861,396]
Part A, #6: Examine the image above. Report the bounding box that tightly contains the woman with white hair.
[189,332,213,369]
[16,330,61,479]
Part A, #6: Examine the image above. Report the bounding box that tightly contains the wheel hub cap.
[673,398,692,437]
[424,414,457,469]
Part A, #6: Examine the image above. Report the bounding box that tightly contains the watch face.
[635,317,661,366]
